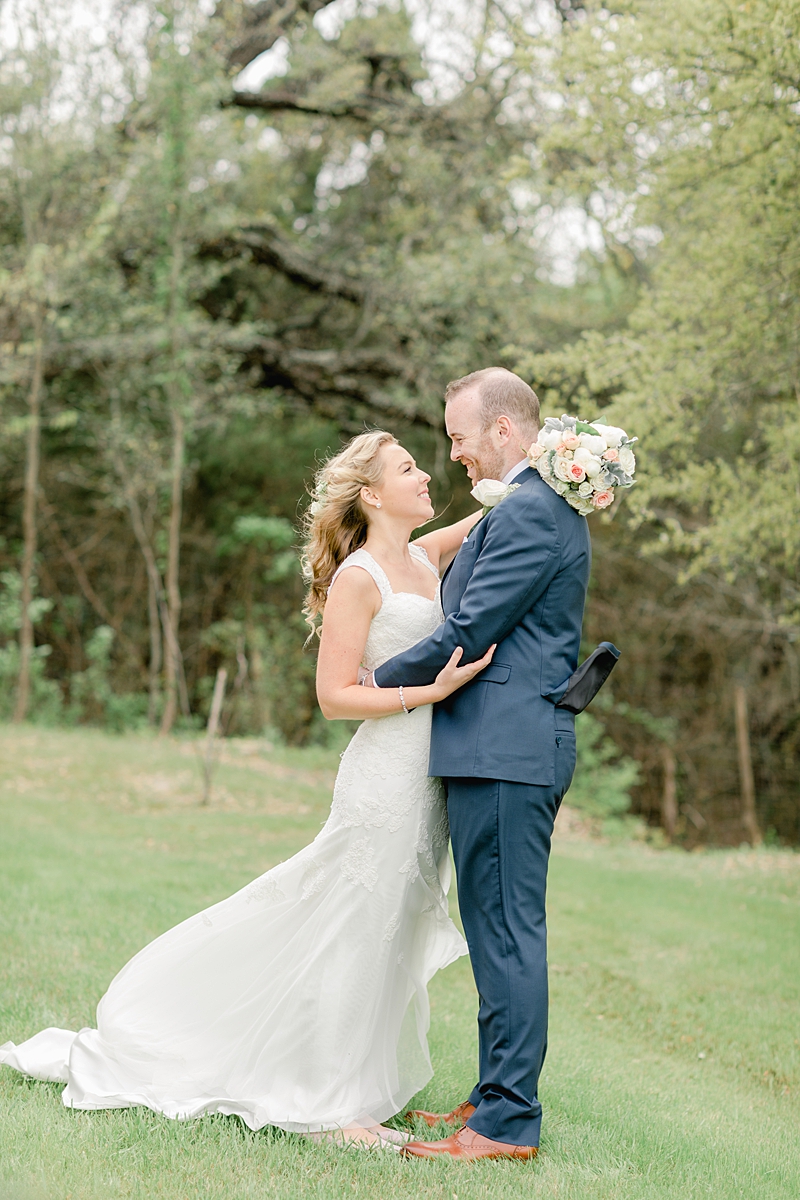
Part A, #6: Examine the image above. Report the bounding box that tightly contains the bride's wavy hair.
[302,430,398,636]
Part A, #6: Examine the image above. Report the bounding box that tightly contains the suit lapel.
[440,467,538,613]
[441,552,459,613]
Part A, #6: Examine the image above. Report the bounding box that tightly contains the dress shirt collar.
[501,458,530,486]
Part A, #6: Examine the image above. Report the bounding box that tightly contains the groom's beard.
[469,440,508,484]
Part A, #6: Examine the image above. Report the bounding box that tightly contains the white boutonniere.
[470,478,521,516]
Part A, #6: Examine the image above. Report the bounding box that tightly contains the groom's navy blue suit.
[374,466,591,1147]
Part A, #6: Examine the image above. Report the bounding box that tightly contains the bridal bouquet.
[528,415,637,516]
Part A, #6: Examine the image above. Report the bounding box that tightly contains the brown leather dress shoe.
[404,1100,476,1128]
[400,1124,538,1161]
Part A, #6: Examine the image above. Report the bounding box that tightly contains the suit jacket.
[374,467,591,786]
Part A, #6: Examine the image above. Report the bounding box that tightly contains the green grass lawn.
[1,726,798,1200]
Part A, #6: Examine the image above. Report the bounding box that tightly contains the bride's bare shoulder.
[326,562,382,615]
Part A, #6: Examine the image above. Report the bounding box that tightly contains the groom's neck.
[498,449,528,480]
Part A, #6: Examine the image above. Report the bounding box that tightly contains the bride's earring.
[376,503,382,509]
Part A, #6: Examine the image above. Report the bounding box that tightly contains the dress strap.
[329,548,392,603]
[409,541,440,581]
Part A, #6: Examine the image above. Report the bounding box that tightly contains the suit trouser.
[444,737,575,1147]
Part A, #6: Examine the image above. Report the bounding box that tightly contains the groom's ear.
[494,415,513,445]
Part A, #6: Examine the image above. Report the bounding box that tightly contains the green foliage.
[566,712,640,827]
[505,0,800,842]
[0,572,61,723]
[68,626,149,733]
[231,515,294,548]
[519,0,800,599]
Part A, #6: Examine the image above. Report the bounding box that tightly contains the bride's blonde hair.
[302,430,398,634]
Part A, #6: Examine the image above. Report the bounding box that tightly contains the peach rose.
[528,441,546,461]
[602,447,619,462]
[592,489,614,509]
[568,461,586,483]
[562,430,581,450]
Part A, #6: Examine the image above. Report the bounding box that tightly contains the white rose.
[554,479,570,496]
[599,425,627,449]
[577,433,607,457]
[577,481,594,498]
[540,429,563,452]
[572,448,603,477]
[618,445,636,474]
[471,478,510,507]
[553,456,574,483]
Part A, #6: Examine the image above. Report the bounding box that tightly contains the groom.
[370,367,591,1161]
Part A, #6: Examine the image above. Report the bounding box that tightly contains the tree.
[509,0,800,841]
[0,12,119,721]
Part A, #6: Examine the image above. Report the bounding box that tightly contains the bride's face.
[366,443,434,524]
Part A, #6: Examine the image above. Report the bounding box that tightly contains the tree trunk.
[660,744,678,842]
[201,666,227,805]
[734,684,761,846]
[115,469,183,728]
[160,407,187,734]
[13,314,44,724]
[147,564,162,726]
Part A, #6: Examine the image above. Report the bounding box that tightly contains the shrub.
[565,712,640,832]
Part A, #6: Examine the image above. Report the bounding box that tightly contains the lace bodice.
[329,545,443,670]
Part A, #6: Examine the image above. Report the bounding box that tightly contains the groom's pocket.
[476,663,511,684]
[554,730,577,802]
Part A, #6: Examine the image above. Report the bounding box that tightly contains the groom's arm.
[374,489,560,688]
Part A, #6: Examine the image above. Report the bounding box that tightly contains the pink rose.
[592,489,614,509]
[555,442,568,456]
[568,461,586,483]
[602,448,619,462]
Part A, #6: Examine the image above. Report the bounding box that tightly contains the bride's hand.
[433,644,496,699]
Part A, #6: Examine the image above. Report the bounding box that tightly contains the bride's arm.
[316,566,494,720]
[413,511,482,574]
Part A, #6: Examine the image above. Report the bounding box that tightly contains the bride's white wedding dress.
[0,545,467,1133]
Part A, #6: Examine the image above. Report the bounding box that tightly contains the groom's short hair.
[445,368,540,438]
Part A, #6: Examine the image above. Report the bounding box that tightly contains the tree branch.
[219,0,336,71]
[223,90,373,123]
[201,225,367,304]
[239,338,439,428]
[39,495,141,659]
[223,88,465,142]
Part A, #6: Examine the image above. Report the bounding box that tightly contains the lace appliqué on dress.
[383,913,400,942]
[246,875,286,905]
[301,860,326,899]
[340,836,378,892]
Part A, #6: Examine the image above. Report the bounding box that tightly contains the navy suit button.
[555,736,562,747]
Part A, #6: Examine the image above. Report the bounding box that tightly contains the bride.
[0,430,492,1148]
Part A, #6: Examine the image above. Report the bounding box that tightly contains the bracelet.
[399,685,411,716]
